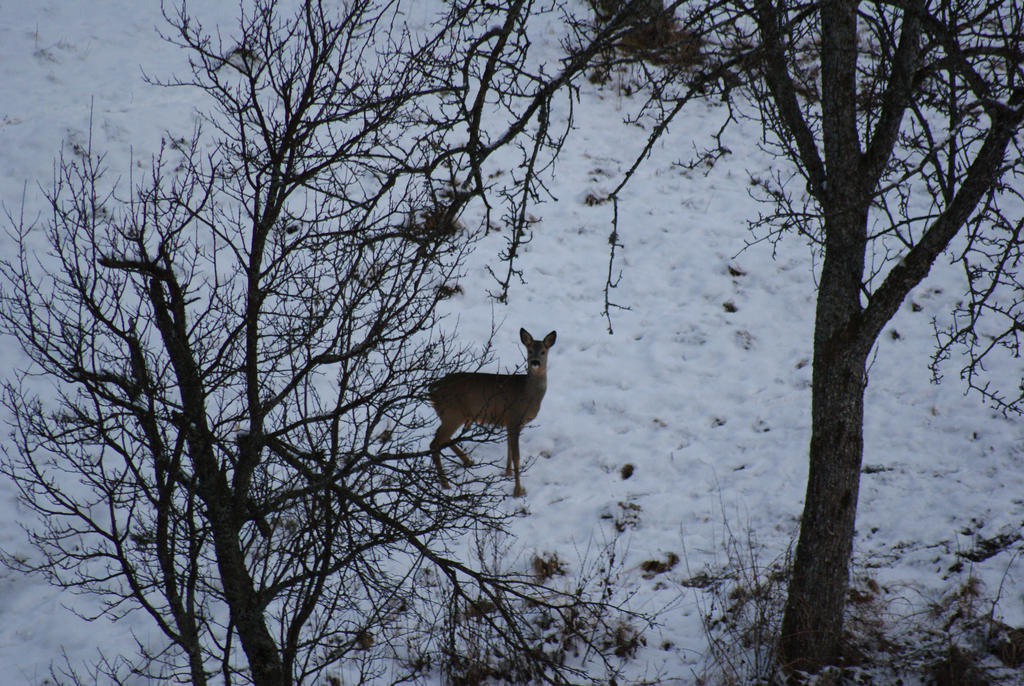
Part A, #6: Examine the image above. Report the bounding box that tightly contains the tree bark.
[779,291,870,671]
[779,183,872,670]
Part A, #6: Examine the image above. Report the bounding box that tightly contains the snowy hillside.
[2,2,1023,684]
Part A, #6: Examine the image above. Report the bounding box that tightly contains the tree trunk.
[778,0,871,670]
[149,276,287,686]
[779,191,871,673]
[779,310,869,671]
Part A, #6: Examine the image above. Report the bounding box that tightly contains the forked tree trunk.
[779,1,869,659]
[751,0,1024,674]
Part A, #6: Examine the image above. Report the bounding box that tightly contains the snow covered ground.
[2,2,1023,684]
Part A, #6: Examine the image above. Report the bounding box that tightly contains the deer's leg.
[505,431,514,477]
[430,419,462,489]
[508,427,525,497]
[451,442,474,467]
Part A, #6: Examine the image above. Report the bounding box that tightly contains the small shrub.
[694,525,791,685]
[606,620,646,659]
[600,500,641,532]
[640,552,679,579]
[532,552,568,581]
[990,622,1024,668]
[843,570,1024,685]
[427,532,652,685]
[927,643,990,686]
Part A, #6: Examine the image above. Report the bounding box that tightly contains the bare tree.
[598,0,1024,676]
[0,1,645,684]
[743,1,1024,672]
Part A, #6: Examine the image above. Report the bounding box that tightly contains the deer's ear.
[520,328,533,345]
[543,331,556,347]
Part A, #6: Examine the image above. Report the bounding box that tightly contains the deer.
[428,328,557,497]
